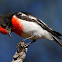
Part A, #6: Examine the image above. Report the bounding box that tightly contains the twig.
[12,41,31,62]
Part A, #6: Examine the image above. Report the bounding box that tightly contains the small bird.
[0,12,62,46]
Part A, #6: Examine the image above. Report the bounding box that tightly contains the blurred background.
[0,0,62,62]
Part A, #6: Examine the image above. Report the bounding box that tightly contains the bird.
[0,12,62,47]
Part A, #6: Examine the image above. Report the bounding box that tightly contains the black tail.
[51,31,62,47]
[53,31,62,40]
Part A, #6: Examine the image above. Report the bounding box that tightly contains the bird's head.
[0,13,16,37]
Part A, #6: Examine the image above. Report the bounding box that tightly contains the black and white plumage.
[12,12,62,47]
[0,12,62,47]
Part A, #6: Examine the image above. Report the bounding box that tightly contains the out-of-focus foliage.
[0,0,62,62]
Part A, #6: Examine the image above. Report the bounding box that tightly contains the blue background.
[0,0,62,62]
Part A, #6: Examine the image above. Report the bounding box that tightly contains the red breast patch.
[11,16,24,36]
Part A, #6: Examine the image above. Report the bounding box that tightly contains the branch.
[12,41,31,62]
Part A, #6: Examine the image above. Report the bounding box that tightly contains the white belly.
[12,15,54,41]
[17,19,53,40]
[20,19,44,40]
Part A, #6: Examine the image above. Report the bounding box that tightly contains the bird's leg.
[22,35,35,42]
[30,40,36,43]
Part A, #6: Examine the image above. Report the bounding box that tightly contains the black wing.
[35,19,62,47]
[21,12,62,39]
[36,18,62,39]
[20,12,62,47]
